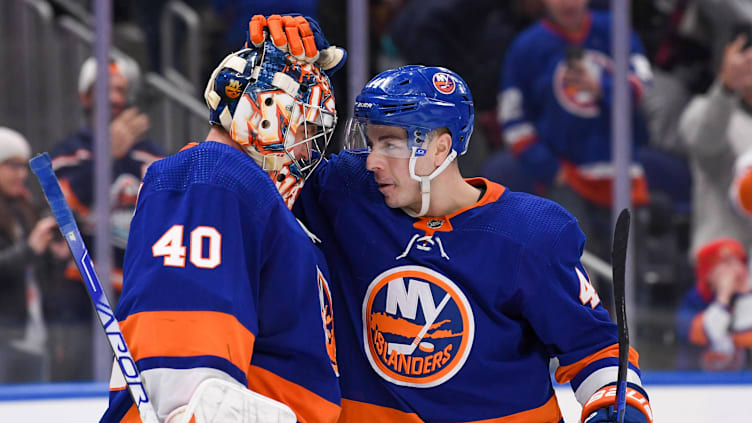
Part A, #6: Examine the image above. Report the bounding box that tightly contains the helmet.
[346,65,473,156]
[344,65,474,217]
[204,41,337,207]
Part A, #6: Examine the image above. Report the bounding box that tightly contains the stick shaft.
[612,208,631,423]
[30,153,159,423]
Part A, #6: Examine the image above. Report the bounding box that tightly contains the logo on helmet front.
[362,265,474,388]
[432,73,456,95]
[225,79,243,99]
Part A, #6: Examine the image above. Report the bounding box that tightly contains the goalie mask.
[204,41,337,208]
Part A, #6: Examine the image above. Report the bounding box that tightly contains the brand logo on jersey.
[362,265,474,388]
[225,79,243,99]
[317,267,338,376]
[432,73,456,94]
[427,219,444,229]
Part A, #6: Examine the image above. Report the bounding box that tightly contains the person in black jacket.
[0,127,68,382]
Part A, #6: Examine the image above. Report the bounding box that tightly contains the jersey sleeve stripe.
[554,344,639,383]
[138,355,249,387]
[59,178,91,217]
[568,357,639,390]
[339,395,563,423]
[689,312,709,345]
[572,366,643,405]
[120,310,256,374]
[733,330,752,347]
[339,399,423,422]
[246,364,340,423]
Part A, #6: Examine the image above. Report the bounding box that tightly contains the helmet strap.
[405,148,457,217]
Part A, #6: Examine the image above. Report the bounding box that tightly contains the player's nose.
[366,151,385,172]
[291,142,311,161]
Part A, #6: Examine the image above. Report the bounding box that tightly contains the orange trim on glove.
[581,385,653,423]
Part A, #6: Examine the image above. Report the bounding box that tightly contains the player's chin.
[382,195,404,209]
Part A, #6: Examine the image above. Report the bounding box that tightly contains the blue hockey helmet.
[346,65,473,157]
[345,66,474,217]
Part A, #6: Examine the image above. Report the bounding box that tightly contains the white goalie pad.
[165,378,297,423]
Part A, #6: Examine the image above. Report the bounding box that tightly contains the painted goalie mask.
[204,41,337,208]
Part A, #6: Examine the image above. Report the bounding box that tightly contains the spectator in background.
[48,56,165,380]
[676,238,752,370]
[0,127,67,382]
[679,34,752,257]
[388,0,544,174]
[487,0,653,262]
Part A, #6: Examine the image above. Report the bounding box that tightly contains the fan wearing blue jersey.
[100,27,344,423]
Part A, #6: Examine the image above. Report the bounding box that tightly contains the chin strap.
[404,147,457,217]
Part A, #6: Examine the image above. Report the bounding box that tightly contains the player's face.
[80,71,129,118]
[0,157,29,198]
[289,124,315,161]
[109,72,128,118]
[543,0,588,31]
[364,125,423,211]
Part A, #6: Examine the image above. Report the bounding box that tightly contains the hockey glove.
[583,404,649,423]
[248,14,347,75]
[165,378,296,423]
[581,383,653,423]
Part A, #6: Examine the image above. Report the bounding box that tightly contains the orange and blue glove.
[581,383,653,423]
[247,14,346,75]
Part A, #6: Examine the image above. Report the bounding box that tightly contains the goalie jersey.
[293,152,649,422]
[101,141,340,422]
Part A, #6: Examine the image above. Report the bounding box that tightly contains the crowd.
[0,0,751,389]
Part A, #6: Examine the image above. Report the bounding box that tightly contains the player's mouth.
[377,182,394,194]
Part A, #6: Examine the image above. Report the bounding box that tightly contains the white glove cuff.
[704,302,733,353]
[733,293,752,332]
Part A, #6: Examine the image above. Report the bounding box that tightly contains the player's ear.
[432,132,452,166]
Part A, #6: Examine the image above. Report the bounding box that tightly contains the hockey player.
[290,65,654,422]
[100,28,343,423]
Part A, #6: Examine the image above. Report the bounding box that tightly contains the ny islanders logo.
[553,49,611,117]
[317,267,338,376]
[432,72,456,95]
[362,265,474,388]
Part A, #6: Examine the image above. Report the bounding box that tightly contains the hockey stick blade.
[29,153,159,423]
[612,208,630,423]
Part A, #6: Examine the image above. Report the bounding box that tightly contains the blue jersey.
[294,152,647,422]
[101,141,340,422]
[500,11,651,206]
[51,127,166,292]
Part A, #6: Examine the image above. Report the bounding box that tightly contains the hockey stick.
[611,209,631,423]
[29,153,159,423]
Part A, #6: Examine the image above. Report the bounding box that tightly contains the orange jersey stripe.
[121,404,141,422]
[339,395,561,423]
[338,399,422,422]
[554,344,640,384]
[733,330,752,347]
[59,178,91,217]
[561,163,649,207]
[510,134,538,156]
[179,142,200,152]
[735,168,752,215]
[689,313,709,346]
[119,310,255,372]
[246,364,340,423]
